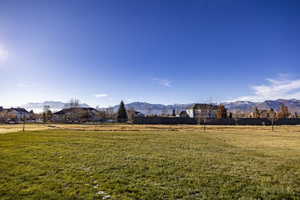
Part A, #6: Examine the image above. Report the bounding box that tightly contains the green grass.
[1,128,300,199]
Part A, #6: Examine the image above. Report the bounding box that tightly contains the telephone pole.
[22,113,26,132]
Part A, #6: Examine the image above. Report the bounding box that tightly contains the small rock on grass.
[102,195,111,199]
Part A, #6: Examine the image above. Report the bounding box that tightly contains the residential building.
[186,104,219,119]
[178,111,189,118]
[53,107,103,123]
[0,107,31,123]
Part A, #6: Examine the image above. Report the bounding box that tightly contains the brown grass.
[1,123,300,133]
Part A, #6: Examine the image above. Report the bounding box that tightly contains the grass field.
[1,124,300,199]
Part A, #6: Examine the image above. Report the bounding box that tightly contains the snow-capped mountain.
[19,99,300,114]
[106,99,300,115]
[22,101,90,113]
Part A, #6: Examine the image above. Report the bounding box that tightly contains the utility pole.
[22,113,26,132]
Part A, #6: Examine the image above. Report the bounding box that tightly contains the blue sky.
[1,0,300,107]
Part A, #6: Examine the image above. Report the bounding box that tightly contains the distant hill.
[223,101,257,113]
[21,99,300,114]
[224,99,300,113]
[105,99,300,115]
[23,101,90,113]
[106,102,193,115]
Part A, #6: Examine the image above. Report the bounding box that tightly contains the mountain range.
[20,99,300,114]
[108,99,300,115]
[22,101,89,113]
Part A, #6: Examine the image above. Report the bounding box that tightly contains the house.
[178,111,189,118]
[0,107,31,123]
[127,109,145,121]
[249,109,275,118]
[186,104,219,119]
[259,110,271,118]
[134,111,145,117]
[53,107,103,123]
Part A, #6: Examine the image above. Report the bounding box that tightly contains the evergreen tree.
[117,101,128,122]
[42,112,47,123]
[172,109,176,117]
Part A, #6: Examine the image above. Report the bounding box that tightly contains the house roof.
[3,108,29,113]
[54,107,98,115]
[259,110,270,114]
[14,108,29,113]
[187,104,219,110]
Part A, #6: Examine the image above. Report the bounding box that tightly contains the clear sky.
[1,0,300,107]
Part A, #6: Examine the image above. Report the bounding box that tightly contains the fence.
[133,117,197,124]
[133,117,300,125]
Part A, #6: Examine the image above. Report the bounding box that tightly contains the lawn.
[1,125,300,199]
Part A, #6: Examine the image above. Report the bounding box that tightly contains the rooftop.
[54,107,98,115]
[187,104,219,110]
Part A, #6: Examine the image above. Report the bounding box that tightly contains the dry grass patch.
[0,124,53,134]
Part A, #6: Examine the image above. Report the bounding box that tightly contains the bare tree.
[216,104,227,119]
[0,111,5,123]
[67,98,80,108]
[278,104,289,119]
[161,108,169,117]
[43,105,52,123]
[105,107,115,120]
[127,108,137,122]
[146,107,152,116]
[269,108,276,131]
[254,107,260,119]
[195,107,208,132]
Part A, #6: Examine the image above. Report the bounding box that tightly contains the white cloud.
[232,76,300,102]
[153,78,172,87]
[125,98,133,102]
[94,94,108,98]
[17,83,34,88]
[0,46,8,62]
